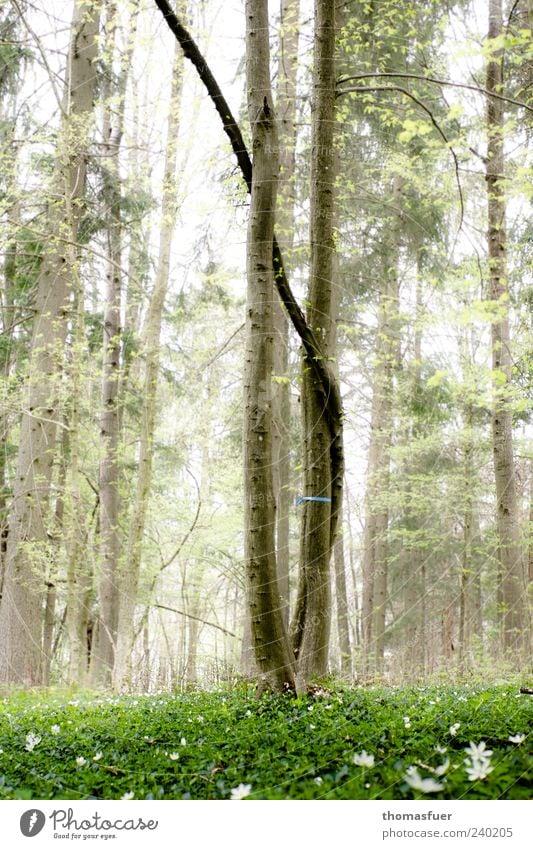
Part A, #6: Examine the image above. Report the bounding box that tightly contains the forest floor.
[0,681,531,800]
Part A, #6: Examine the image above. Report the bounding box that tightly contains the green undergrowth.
[0,681,530,800]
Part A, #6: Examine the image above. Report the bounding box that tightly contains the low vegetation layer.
[0,683,530,800]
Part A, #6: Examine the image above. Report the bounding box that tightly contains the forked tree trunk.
[486,0,527,656]
[0,0,101,687]
[243,0,296,694]
[292,0,338,686]
[113,32,184,691]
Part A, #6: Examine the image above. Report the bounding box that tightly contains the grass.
[0,681,530,800]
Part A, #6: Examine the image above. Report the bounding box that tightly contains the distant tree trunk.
[113,31,184,691]
[486,0,527,656]
[243,0,296,694]
[66,298,93,686]
[91,4,130,687]
[0,0,101,687]
[292,0,338,686]
[360,181,401,678]
[334,529,352,677]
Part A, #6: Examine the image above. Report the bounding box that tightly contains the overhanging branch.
[153,0,343,440]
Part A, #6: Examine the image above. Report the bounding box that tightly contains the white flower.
[464,741,493,760]
[307,706,314,712]
[403,716,412,729]
[314,776,323,785]
[353,750,375,767]
[404,766,444,793]
[169,752,179,760]
[435,744,447,754]
[25,733,41,752]
[230,783,252,800]
[93,752,103,761]
[50,725,61,736]
[121,792,135,800]
[75,756,87,767]
[180,737,187,746]
[465,760,494,781]
[508,733,525,745]
[309,724,316,730]
[197,715,204,723]
[435,758,450,776]
[449,723,460,736]
[245,710,252,717]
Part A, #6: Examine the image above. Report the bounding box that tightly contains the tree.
[0,0,101,687]
[485,0,528,656]
[242,0,296,694]
[291,0,342,685]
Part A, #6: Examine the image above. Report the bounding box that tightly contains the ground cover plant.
[0,682,530,800]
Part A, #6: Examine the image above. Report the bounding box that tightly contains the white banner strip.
[2,800,531,849]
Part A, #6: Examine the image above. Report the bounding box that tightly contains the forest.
[0,0,531,802]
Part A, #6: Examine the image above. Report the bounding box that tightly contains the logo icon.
[20,810,46,837]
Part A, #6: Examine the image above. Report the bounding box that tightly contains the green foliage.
[0,684,530,800]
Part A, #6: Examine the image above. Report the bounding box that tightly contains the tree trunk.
[271,0,300,628]
[0,0,101,687]
[243,0,296,694]
[486,0,527,656]
[292,0,338,686]
[360,181,401,678]
[113,30,184,691]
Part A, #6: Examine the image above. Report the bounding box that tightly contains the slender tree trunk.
[486,0,527,656]
[334,530,352,677]
[271,0,300,627]
[91,4,129,687]
[292,0,338,686]
[113,32,184,691]
[0,0,101,687]
[243,0,296,694]
[360,184,401,678]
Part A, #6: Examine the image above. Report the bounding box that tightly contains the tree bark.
[292,0,339,686]
[0,0,101,687]
[243,0,296,694]
[271,0,300,628]
[91,3,130,687]
[486,0,527,656]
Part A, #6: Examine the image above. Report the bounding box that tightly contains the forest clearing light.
[230,783,252,800]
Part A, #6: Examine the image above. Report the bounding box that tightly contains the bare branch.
[336,71,533,115]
